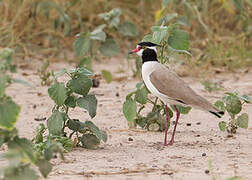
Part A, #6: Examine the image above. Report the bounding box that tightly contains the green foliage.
[201,80,224,92]
[99,38,120,57]
[0,48,53,179]
[215,92,251,134]
[101,70,113,83]
[37,59,53,86]
[38,67,107,153]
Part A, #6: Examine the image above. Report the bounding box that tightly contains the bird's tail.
[209,110,224,118]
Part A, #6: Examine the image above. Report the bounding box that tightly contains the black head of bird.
[129,42,160,63]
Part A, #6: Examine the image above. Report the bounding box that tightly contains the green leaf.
[67,119,84,132]
[171,105,191,114]
[78,57,92,70]
[177,16,190,27]
[48,82,67,106]
[0,74,8,97]
[67,73,92,96]
[237,113,248,129]
[142,34,153,42]
[54,68,67,79]
[0,48,14,61]
[167,29,190,51]
[240,94,252,103]
[64,96,76,108]
[54,136,74,152]
[214,100,226,112]
[78,134,100,149]
[118,22,139,37]
[47,110,64,135]
[8,136,35,163]
[84,121,107,142]
[219,121,227,131]
[74,36,91,56]
[77,95,97,118]
[157,13,177,26]
[0,96,20,130]
[36,159,52,178]
[4,165,39,180]
[90,28,106,41]
[101,70,112,83]
[151,26,168,44]
[12,78,34,88]
[135,87,148,104]
[99,38,120,57]
[123,98,137,122]
[224,95,242,115]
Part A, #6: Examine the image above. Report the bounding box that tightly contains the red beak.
[128,47,140,54]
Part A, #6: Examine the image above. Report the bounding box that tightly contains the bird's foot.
[163,140,174,146]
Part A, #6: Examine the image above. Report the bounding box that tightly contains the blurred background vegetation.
[0,0,251,73]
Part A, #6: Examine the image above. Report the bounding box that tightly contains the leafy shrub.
[215,92,251,133]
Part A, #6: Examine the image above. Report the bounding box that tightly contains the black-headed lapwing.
[129,42,224,146]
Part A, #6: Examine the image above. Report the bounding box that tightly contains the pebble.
[186,123,191,126]
[128,137,133,141]
[202,153,206,156]
[205,169,210,174]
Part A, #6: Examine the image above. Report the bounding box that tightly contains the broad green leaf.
[48,82,67,106]
[77,95,97,118]
[171,105,191,114]
[8,136,35,163]
[0,96,20,130]
[67,119,84,132]
[218,121,226,131]
[90,28,106,41]
[157,13,177,26]
[151,26,168,44]
[72,67,93,76]
[36,159,52,178]
[47,110,64,135]
[167,29,190,51]
[12,79,34,88]
[53,136,75,152]
[0,74,8,97]
[123,98,137,122]
[136,82,144,89]
[237,113,248,129]
[78,134,100,149]
[74,36,91,56]
[4,165,39,180]
[101,70,112,83]
[64,95,76,108]
[84,121,107,142]
[214,100,226,112]
[54,68,67,79]
[141,34,153,42]
[240,94,252,103]
[118,22,139,37]
[99,38,120,57]
[177,16,190,27]
[135,87,148,104]
[67,74,92,96]
[78,57,92,70]
[224,95,242,115]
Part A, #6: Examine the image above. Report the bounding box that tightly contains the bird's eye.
[142,46,146,49]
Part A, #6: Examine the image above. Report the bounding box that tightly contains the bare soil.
[1,57,252,180]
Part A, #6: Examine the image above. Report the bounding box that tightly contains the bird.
[129,41,224,146]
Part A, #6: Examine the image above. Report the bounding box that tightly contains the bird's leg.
[164,105,170,146]
[168,105,180,145]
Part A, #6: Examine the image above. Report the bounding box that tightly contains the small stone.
[202,153,206,156]
[195,134,200,137]
[205,169,209,174]
[92,78,100,88]
[33,104,37,109]
[116,92,119,97]
[128,137,133,141]
[186,123,191,126]
[196,122,201,125]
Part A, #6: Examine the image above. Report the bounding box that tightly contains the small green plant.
[35,67,107,150]
[201,80,224,92]
[0,48,53,179]
[37,59,54,86]
[215,92,251,134]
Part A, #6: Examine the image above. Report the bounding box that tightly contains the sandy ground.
[1,57,252,180]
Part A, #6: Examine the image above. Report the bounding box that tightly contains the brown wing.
[149,64,217,111]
